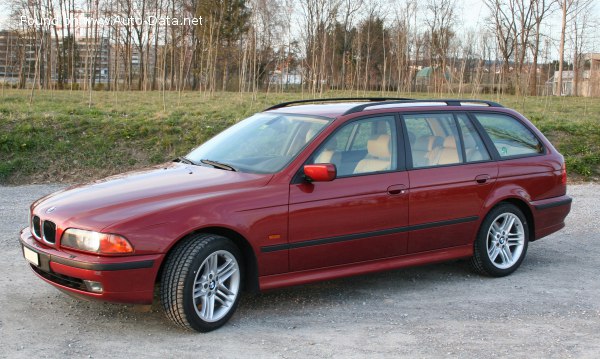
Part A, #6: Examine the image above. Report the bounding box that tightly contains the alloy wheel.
[486,213,525,270]
[192,250,240,322]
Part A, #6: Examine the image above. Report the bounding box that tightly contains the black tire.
[470,203,529,277]
[160,233,243,332]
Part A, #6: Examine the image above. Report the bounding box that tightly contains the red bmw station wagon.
[20,98,572,331]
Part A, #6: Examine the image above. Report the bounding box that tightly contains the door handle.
[387,184,407,195]
[475,174,490,184]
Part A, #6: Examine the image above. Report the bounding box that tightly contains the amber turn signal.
[99,234,134,254]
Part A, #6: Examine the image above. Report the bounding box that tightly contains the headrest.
[443,136,457,148]
[463,135,476,148]
[413,136,443,151]
[413,136,434,151]
[367,135,391,159]
[305,128,316,142]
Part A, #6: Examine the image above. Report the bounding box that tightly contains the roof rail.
[343,99,504,115]
[263,97,415,111]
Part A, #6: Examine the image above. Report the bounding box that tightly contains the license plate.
[23,246,40,266]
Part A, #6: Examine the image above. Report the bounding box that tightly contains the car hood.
[33,162,273,231]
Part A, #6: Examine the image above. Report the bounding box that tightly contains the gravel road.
[0,184,599,358]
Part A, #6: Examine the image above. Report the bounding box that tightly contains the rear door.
[287,115,410,271]
[403,112,498,253]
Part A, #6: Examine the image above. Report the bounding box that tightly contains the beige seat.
[354,135,392,174]
[305,128,317,142]
[431,136,460,165]
[411,135,443,167]
[314,149,335,163]
[313,135,338,164]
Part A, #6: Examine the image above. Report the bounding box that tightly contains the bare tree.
[338,0,363,90]
[485,0,538,95]
[556,0,568,96]
[556,0,593,96]
[2,0,599,98]
[300,0,341,95]
[511,0,535,95]
[529,0,554,96]
[486,0,515,94]
[568,0,594,96]
[425,0,456,94]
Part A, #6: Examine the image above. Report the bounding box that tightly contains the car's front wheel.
[160,233,243,332]
[471,203,529,277]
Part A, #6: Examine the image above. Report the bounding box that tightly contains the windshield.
[186,113,332,173]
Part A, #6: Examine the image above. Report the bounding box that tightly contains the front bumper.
[19,227,162,304]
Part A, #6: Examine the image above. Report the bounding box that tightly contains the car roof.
[265,103,366,118]
[263,99,505,118]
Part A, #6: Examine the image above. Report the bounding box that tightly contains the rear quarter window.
[474,113,543,158]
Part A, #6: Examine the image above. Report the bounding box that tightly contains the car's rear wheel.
[160,233,243,332]
[471,203,529,277]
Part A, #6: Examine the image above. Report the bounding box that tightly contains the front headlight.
[61,229,134,255]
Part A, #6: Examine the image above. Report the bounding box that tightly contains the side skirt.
[259,245,473,291]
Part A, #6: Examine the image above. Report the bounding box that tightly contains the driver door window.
[310,116,397,176]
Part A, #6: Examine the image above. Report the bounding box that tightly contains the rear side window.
[404,113,463,168]
[475,113,543,157]
[457,114,490,162]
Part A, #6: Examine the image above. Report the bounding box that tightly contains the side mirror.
[303,164,336,182]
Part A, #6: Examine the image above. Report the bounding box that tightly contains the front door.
[288,115,410,271]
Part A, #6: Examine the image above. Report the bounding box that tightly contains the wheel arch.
[486,197,535,242]
[156,227,260,293]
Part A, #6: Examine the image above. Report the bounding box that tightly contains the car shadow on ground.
[36,259,476,333]
[238,260,475,312]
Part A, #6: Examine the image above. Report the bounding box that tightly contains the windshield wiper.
[200,159,237,172]
[174,156,198,165]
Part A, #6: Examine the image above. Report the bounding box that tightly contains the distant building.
[0,30,38,85]
[75,36,110,83]
[415,66,451,91]
[550,70,574,96]
[269,68,303,86]
[580,53,600,97]
[55,11,111,84]
[549,54,600,97]
[1,10,150,88]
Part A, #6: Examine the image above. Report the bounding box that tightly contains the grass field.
[0,89,598,184]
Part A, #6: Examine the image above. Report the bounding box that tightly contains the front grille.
[30,264,87,291]
[42,221,57,244]
[32,215,41,238]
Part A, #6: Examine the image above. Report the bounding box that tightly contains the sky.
[454,0,599,58]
